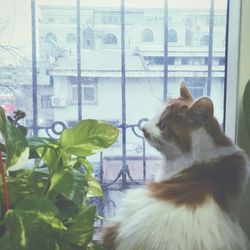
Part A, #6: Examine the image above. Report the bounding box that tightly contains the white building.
[36,5,227,128]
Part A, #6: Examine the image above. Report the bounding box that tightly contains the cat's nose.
[142,127,150,139]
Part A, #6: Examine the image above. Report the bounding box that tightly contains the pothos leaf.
[47,168,86,205]
[65,205,96,247]
[60,120,119,157]
[85,173,103,199]
[1,197,66,250]
[0,107,28,170]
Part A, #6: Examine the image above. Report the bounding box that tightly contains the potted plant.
[0,107,118,250]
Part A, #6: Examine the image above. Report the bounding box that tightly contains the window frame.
[70,84,97,105]
[224,0,241,141]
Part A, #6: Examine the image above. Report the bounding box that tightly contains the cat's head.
[142,82,231,159]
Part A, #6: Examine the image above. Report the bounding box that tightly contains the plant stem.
[0,151,9,212]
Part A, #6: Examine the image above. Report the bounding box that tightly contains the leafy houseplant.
[243,78,250,137]
[0,107,119,250]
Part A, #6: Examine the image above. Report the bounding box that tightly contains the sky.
[0,0,227,63]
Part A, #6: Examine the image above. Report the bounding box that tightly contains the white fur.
[113,188,249,250]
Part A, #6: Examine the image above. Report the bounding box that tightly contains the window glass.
[168,29,177,42]
[66,33,76,43]
[103,33,118,44]
[142,29,154,42]
[1,0,229,223]
[200,34,209,45]
[83,27,95,49]
[44,32,57,42]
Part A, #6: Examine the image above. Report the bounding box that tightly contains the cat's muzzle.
[142,127,150,139]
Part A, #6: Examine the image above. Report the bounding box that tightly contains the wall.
[237,0,250,239]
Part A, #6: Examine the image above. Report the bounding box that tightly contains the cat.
[102,82,249,250]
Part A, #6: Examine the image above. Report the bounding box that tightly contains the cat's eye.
[158,122,166,131]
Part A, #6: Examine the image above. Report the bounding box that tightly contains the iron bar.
[100,152,104,184]
[207,0,215,96]
[31,0,38,135]
[121,0,127,188]
[163,0,169,100]
[76,0,83,120]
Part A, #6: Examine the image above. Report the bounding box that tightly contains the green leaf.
[87,243,106,250]
[1,197,66,250]
[28,137,60,174]
[47,168,86,205]
[28,137,59,149]
[17,126,28,137]
[54,195,80,221]
[243,79,250,137]
[0,142,6,153]
[0,170,48,207]
[78,157,93,173]
[60,120,119,157]
[85,173,103,199]
[0,107,28,169]
[65,205,96,247]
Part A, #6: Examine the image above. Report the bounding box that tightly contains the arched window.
[168,29,177,42]
[48,17,55,23]
[83,27,95,49]
[103,33,117,44]
[142,29,153,42]
[44,32,57,43]
[200,35,209,45]
[66,33,76,43]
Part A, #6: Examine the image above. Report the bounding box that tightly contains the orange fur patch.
[148,152,247,211]
[102,223,119,250]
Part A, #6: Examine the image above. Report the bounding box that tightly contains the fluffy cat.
[102,83,249,250]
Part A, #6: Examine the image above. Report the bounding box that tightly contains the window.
[200,35,209,45]
[103,33,117,44]
[141,29,154,42]
[181,58,189,65]
[219,57,225,65]
[0,74,12,80]
[83,85,96,102]
[71,84,97,104]
[204,57,209,65]
[44,32,57,43]
[66,33,76,43]
[194,14,210,25]
[168,57,175,65]
[188,87,204,99]
[168,29,177,42]
[41,95,52,109]
[95,12,120,25]
[48,17,55,23]
[144,56,175,65]
[2,0,232,232]
[83,27,95,49]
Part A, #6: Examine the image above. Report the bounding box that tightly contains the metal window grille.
[28,0,228,224]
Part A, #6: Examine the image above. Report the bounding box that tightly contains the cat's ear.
[180,81,193,101]
[189,97,214,117]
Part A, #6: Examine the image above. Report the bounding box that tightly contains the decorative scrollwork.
[45,121,67,138]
